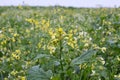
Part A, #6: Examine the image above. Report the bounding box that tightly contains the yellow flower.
[48,46,56,54]
[52,39,59,45]
[50,33,56,39]
[4,78,8,80]
[93,44,100,49]
[91,70,96,76]
[73,29,77,34]
[18,5,23,9]
[13,33,19,37]
[101,38,105,42]
[8,28,13,32]
[49,29,57,39]
[21,76,26,80]
[11,70,18,76]
[117,56,120,61]
[68,42,74,48]
[65,36,69,40]
[49,29,54,35]
[15,50,21,54]
[0,34,5,38]
[97,57,105,65]
[69,30,73,33]
[84,43,89,47]
[26,29,30,33]
[99,66,104,70]
[34,20,39,25]
[46,21,50,27]
[68,33,73,38]
[42,19,46,25]
[12,53,20,60]
[1,40,6,45]
[12,37,16,42]
[101,47,107,53]
[26,61,31,67]
[25,18,39,25]
[38,42,42,48]
[108,21,111,25]
[25,18,32,23]
[58,27,63,33]
[18,76,26,80]
[114,74,120,78]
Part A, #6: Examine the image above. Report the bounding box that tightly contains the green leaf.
[118,44,120,48]
[27,65,53,80]
[34,54,51,60]
[54,61,60,66]
[51,74,60,80]
[100,70,108,79]
[71,49,96,66]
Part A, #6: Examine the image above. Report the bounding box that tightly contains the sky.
[0,0,120,8]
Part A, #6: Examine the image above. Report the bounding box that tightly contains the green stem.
[60,39,63,71]
[31,23,36,59]
[0,71,4,80]
[59,34,64,80]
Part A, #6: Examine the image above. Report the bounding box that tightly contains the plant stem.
[31,23,36,59]
[0,71,4,80]
[59,34,64,80]
[60,40,63,71]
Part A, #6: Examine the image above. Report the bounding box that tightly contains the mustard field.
[0,6,120,80]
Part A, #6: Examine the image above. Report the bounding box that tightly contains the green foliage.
[0,6,120,80]
[71,49,97,66]
[27,65,53,80]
